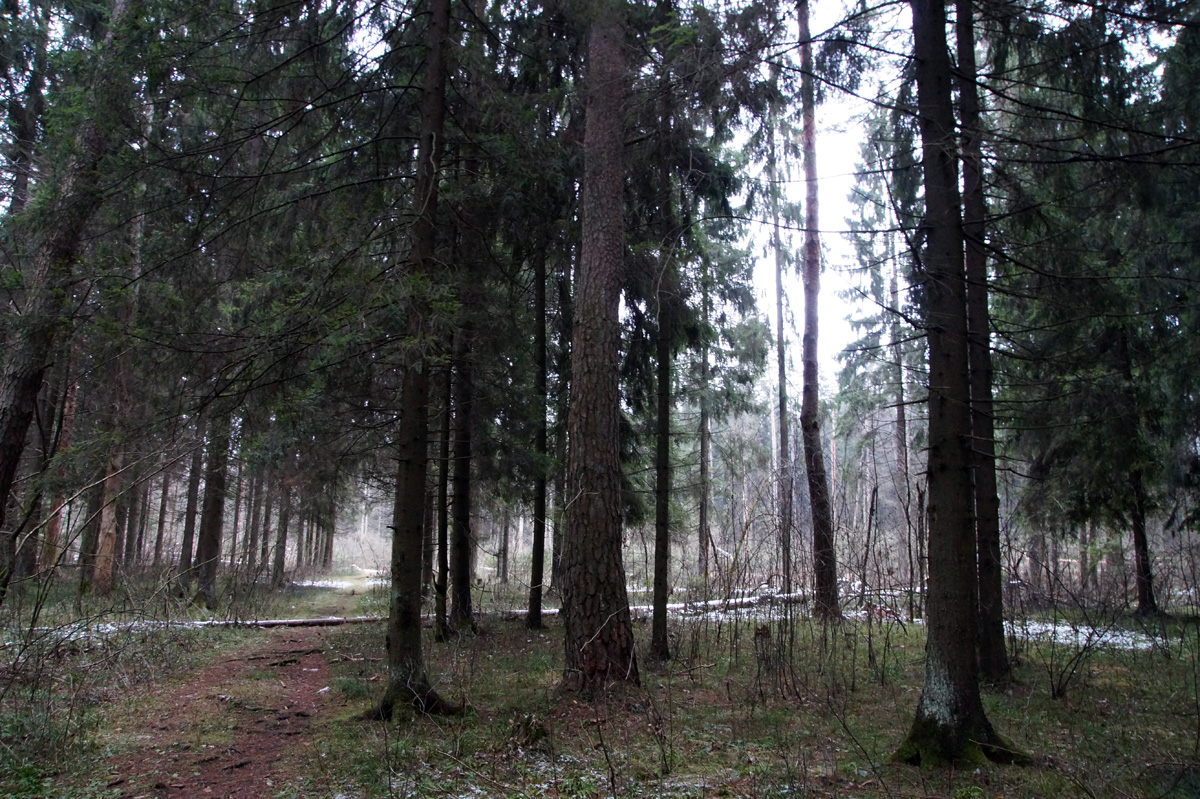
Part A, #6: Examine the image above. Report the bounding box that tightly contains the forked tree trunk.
[894,0,1021,767]
[798,0,838,619]
[560,4,639,693]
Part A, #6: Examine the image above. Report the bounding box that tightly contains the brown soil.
[101,624,350,798]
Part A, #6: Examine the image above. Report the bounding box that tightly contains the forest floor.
[12,575,1200,798]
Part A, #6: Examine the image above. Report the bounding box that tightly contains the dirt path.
[102,625,348,798]
[95,580,379,799]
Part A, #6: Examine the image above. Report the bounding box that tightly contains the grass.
[309,588,1200,799]
[7,574,1200,797]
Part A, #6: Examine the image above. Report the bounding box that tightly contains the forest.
[2,0,1200,795]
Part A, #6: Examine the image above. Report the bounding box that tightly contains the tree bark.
[560,4,639,693]
[196,420,231,609]
[435,364,452,640]
[178,441,203,591]
[955,0,1009,686]
[0,0,136,592]
[768,107,794,597]
[652,268,674,662]
[1130,472,1158,615]
[87,448,124,598]
[798,0,838,619]
[894,0,1021,767]
[272,482,291,589]
[373,0,457,719]
[527,247,548,629]
[450,328,475,631]
[153,466,171,567]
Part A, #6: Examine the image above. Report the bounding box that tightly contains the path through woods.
[87,582,374,798]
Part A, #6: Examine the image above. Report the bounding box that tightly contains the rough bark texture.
[435,366,452,640]
[560,6,639,693]
[450,329,475,632]
[0,0,136,590]
[527,248,548,630]
[373,0,457,719]
[956,0,1009,685]
[196,421,231,609]
[88,448,125,597]
[271,484,291,589]
[768,115,793,596]
[152,467,171,566]
[651,288,672,663]
[798,0,838,620]
[178,443,203,589]
[1130,472,1158,616]
[699,275,712,584]
[894,0,1022,767]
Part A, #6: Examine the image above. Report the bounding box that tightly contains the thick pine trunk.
[1130,473,1158,616]
[450,329,475,631]
[768,114,793,597]
[272,483,291,589]
[435,365,452,640]
[527,248,548,629]
[560,5,639,692]
[373,0,457,719]
[894,0,1020,767]
[956,0,1009,686]
[651,292,672,662]
[196,421,231,609]
[152,466,171,566]
[178,442,203,590]
[88,448,124,597]
[798,0,838,619]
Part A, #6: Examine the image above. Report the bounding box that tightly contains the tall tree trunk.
[272,482,291,589]
[178,441,203,591]
[245,472,262,574]
[435,365,452,640]
[195,420,231,609]
[651,278,673,662]
[123,474,142,565]
[40,376,78,574]
[956,0,1009,685]
[798,0,838,619]
[86,448,124,598]
[527,247,548,629]
[560,4,640,692]
[373,0,457,719]
[699,273,712,587]
[153,466,171,567]
[228,462,242,571]
[894,0,1020,766]
[1130,472,1158,616]
[259,478,274,575]
[0,0,135,572]
[450,329,475,631]
[768,108,794,597]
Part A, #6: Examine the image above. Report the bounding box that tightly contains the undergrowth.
[8,577,1200,798]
